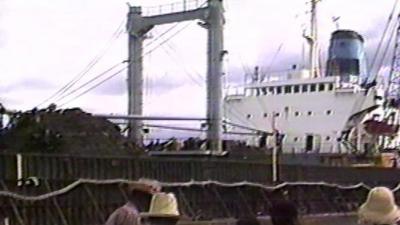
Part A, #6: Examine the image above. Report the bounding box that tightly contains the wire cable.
[369,0,399,75]
[58,21,194,107]
[58,66,128,107]
[55,61,126,103]
[35,18,126,108]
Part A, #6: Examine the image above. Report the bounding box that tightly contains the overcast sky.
[0,0,396,138]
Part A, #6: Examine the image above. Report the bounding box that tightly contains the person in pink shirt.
[105,179,161,225]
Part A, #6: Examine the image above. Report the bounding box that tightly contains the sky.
[0,0,397,138]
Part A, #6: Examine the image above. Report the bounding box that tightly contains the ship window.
[294,85,300,93]
[294,137,299,142]
[263,113,268,118]
[307,111,313,116]
[295,111,300,117]
[284,86,291,94]
[247,114,252,119]
[326,110,332,115]
[269,87,274,94]
[310,84,316,92]
[262,88,267,95]
[277,86,282,94]
[275,112,280,117]
[319,83,325,91]
[328,83,334,91]
[302,84,308,92]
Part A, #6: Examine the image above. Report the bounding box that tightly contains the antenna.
[332,16,340,30]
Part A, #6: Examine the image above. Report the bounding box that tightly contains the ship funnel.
[326,30,368,83]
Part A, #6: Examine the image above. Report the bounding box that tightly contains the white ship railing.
[225,74,363,98]
[142,0,207,17]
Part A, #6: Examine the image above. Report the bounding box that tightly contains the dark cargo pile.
[0,107,140,155]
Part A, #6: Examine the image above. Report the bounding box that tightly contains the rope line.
[0,179,373,201]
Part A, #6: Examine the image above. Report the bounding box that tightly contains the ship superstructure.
[224,2,398,154]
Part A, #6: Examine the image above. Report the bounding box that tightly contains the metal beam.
[127,6,145,146]
[205,0,224,152]
[143,8,208,27]
[94,114,206,121]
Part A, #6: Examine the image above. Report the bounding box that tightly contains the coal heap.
[0,107,141,156]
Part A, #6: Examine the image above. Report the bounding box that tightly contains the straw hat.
[140,192,180,218]
[358,187,400,225]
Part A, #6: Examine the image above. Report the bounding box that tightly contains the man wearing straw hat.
[358,187,400,225]
[105,179,162,225]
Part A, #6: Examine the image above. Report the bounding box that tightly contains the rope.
[0,179,372,201]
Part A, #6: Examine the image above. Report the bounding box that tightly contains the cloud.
[0,78,55,93]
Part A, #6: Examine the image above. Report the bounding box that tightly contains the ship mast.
[307,0,320,77]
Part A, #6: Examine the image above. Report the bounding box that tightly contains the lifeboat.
[363,119,399,136]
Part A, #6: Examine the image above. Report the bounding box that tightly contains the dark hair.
[269,199,299,225]
[129,190,153,212]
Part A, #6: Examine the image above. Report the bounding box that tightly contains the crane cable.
[35,18,126,108]
[369,0,399,77]
[58,21,194,107]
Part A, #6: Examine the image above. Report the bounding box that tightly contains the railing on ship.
[225,70,364,98]
[142,0,207,17]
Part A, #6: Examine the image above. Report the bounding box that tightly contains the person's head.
[269,199,299,225]
[358,187,400,225]
[121,179,162,212]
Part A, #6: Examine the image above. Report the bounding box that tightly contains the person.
[105,179,161,225]
[139,192,180,225]
[269,191,299,225]
[358,186,400,225]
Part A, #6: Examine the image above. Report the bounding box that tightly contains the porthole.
[247,114,252,119]
[326,136,331,141]
[326,110,332,115]
[307,111,313,116]
[295,111,300,116]
[263,113,268,118]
